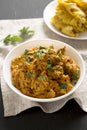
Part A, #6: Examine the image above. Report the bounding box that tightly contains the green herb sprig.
[3,26,35,45]
[3,34,22,45]
[19,26,34,36]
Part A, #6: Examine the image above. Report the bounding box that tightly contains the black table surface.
[0,0,87,130]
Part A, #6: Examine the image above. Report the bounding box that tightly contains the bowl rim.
[3,39,86,102]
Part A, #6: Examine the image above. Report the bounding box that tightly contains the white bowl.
[3,39,85,102]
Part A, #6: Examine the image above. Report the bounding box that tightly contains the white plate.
[43,0,87,40]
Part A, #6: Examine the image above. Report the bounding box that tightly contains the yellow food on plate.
[11,46,80,99]
[71,0,87,8]
[51,0,87,37]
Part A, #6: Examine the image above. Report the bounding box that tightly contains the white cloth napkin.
[0,18,87,117]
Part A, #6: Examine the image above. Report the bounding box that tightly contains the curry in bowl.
[11,45,80,99]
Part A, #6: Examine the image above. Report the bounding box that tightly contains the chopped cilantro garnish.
[39,46,46,49]
[39,75,46,81]
[26,57,31,63]
[57,53,62,58]
[64,68,69,75]
[24,49,29,55]
[26,72,35,78]
[72,70,80,80]
[34,51,42,58]
[60,83,67,89]
[47,63,54,71]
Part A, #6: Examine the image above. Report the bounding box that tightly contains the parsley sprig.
[19,27,34,36]
[3,34,22,45]
[3,26,35,45]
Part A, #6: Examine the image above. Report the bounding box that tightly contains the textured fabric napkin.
[0,18,87,117]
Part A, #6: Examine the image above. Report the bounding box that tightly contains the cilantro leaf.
[19,27,34,38]
[3,26,35,45]
[3,34,22,45]
[24,49,29,55]
[34,51,42,58]
[39,75,46,81]
[10,35,22,43]
[60,83,67,89]
[72,70,80,80]
[47,63,54,71]
[26,72,36,78]
[3,34,11,45]
[26,57,31,63]
[39,46,46,49]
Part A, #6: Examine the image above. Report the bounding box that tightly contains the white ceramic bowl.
[3,39,85,102]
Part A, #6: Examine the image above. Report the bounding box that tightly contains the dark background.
[0,0,87,130]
